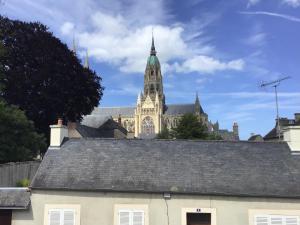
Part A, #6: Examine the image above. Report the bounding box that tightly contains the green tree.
[0,16,103,147]
[171,113,208,139]
[0,100,46,163]
[206,132,223,140]
[156,125,171,139]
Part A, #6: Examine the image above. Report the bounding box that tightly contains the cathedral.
[82,36,239,140]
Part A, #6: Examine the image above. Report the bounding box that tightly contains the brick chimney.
[49,118,68,147]
[283,126,300,152]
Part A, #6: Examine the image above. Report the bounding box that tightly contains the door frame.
[181,208,217,225]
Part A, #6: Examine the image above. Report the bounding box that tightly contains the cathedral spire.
[195,92,201,115]
[150,30,156,56]
[195,92,200,105]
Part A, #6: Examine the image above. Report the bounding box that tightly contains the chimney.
[283,126,300,152]
[49,118,68,147]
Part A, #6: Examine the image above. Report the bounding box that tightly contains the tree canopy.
[0,16,104,144]
[0,100,46,163]
[171,113,208,139]
[156,113,223,140]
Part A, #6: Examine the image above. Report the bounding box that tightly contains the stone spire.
[195,92,201,115]
[150,31,156,56]
[84,49,89,68]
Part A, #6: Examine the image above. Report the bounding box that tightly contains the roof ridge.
[96,106,135,109]
[68,137,288,145]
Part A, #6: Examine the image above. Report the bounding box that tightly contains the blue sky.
[1,0,300,140]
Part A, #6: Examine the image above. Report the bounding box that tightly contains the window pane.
[63,210,75,225]
[255,216,269,225]
[132,212,144,225]
[120,212,130,225]
[49,210,61,225]
[286,216,299,225]
[270,216,283,225]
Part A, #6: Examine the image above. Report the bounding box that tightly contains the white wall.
[12,190,300,225]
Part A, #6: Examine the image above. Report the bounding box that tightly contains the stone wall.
[0,161,41,187]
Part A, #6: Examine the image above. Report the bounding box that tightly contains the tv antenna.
[260,76,291,139]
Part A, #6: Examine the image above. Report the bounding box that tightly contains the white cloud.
[172,56,244,74]
[247,0,261,7]
[282,0,300,7]
[60,22,75,35]
[245,32,266,46]
[5,0,245,75]
[62,10,242,75]
[240,11,300,23]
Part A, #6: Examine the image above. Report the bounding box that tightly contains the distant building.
[264,113,300,141]
[67,116,127,139]
[82,36,238,140]
[248,134,264,142]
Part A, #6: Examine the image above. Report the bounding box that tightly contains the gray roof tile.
[31,139,300,198]
[0,188,30,209]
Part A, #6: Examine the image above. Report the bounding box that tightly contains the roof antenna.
[260,76,291,140]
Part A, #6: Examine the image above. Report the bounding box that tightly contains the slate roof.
[0,188,30,209]
[31,139,300,198]
[76,120,127,138]
[91,107,135,117]
[89,104,205,117]
[165,104,204,115]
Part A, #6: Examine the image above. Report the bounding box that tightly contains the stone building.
[264,113,300,141]
[83,36,238,140]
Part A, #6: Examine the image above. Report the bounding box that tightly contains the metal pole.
[274,85,280,139]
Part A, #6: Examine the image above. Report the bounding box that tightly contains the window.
[44,205,80,225]
[119,210,144,225]
[141,116,155,135]
[114,205,148,225]
[249,210,300,225]
[255,215,299,225]
[49,209,75,225]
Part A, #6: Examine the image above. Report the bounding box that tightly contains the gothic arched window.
[141,116,155,135]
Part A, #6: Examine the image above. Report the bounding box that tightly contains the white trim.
[181,207,217,225]
[44,204,80,225]
[249,209,300,225]
[114,204,148,225]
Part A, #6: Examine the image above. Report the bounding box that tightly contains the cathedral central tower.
[144,36,165,104]
[134,36,164,138]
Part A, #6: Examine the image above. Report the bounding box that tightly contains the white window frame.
[181,207,217,225]
[114,204,149,225]
[118,209,145,225]
[249,210,300,225]
[254,215,299,225]
[44,204,80,225]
